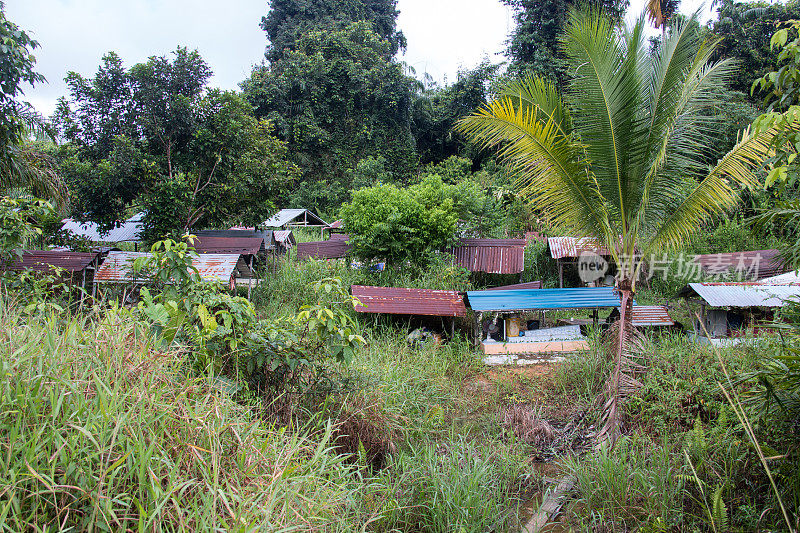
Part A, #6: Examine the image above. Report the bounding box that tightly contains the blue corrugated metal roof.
[467,287,622,311]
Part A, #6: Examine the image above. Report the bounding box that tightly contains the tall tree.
[458,9,788,445]
[0,2,66,206]
[261,0,405,63]
[502,0,628,85]
[54,49,295,238]
[242,22,417,213]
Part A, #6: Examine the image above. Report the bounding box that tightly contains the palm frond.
[0,143,68,210]
[562,8,649,241]
[455,96,614,246]
[645,124,786,256]
[498,76,573,138]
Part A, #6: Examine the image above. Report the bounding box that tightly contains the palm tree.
[457,8,789,446]
[646,0,679,40]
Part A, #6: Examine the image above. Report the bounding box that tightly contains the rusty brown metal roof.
[548,237,611,259]
[486,280,543,290]
[94,251,248,285]
[692,249,787,280]
[328,233,350,241]
[630,306,674,327]
[296,239,350,260]
[0,250,100,273]
[446,238,526,274]
[351,285,467,317]
[191,236,264,256]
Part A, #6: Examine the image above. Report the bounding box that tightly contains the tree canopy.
[54,49,295,239]
[261,0,406,63]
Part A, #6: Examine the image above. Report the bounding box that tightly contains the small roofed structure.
[691,249,787,280]
[261,209,328,230]
[547,236,612,288]
[61,212,144,245]
[606,305,675,328]
[191,236,265,256]
[0,250,102,292]
[352,285,467,317]
[351,285,466,338]
[677,281,800,345]
[273,230,296,253]
[296,239,350,260]
[466,287,622,364]
[93,251,252,293]
[446,238,526,274]
[194,229,276,252]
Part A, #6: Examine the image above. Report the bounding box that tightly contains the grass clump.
[0,304,368,531]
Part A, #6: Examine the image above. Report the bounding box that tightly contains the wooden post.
[475,312,483,347]
[450,316,455,339]
[247,256,254,299]
[558,261,564,288]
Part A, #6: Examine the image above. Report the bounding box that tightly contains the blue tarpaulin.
[466,287,622,312]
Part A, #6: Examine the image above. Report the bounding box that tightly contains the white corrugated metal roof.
[261,209,328,228]
[61,212,143,243]
[686,282,800,308]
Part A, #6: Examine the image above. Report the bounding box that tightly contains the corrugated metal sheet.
[351,285,467,317]
[61,212,144,243]
[94,251,247,285]
[327,220,343,229]
[194,229,275,249]
[548,236,610,259]
[261,209,328,228]
[467,287,621,312]
[328,233,349,241]
[273,230,296,246]
[679,282,800,308]
[692,249,787,280]
[191,236,264,256]
[0,250,100,273]
[296,240,350,260]
[631,306,674,326]
[760,271,800,284]
[447,238,526,274]
[487,281,543,290]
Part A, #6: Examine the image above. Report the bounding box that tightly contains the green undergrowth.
[0,304,375,531]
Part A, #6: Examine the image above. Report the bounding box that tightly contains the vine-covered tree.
[502,0,629,85]
[242,22,417,212]
[261,0,405,63]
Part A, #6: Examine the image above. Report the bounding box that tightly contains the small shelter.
[93,251,252,295]
[61,212,144,247]
[261,209,328,233]
[606,305,675,328]
[446,238,526,275]
[351,285,466,338]
[0,250,102,292]
[273,230,296,253]
[296,239,351,260]
[466,287,622,364]
[194,229,276,252]
[677,281,800,345]
[547,236,612,287]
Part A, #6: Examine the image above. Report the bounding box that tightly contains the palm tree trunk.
[596,277,644,448]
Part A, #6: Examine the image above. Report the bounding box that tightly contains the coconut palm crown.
[457,8,790,444]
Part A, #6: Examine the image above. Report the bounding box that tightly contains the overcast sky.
[8,0,713,117]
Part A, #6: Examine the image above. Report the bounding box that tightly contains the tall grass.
[0,303,369,531]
